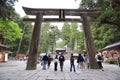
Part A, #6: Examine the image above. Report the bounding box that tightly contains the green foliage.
[61,22,84,51]
[0,0,33,56]
[40,23,51,52]
[77,32,84,51]
[0,18,22,41]
[40,23,61,53]
[19,22,33,54]
[61,23,71,44]
[56,41,65,48]
[91,24,120,51]
[80,0,120,26]
[0,0,18,19]
[80,0,120,51]
[105,58,118,64]
[3,14,33,55]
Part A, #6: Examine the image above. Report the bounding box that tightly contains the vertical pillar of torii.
[26,13,43,70]
[81,14,99,69]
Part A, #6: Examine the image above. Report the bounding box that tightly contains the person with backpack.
[59,53,65,72]
[70,53,76,72]
[42,53,48,70]
[95,53,103,70]
[77,53,85,69]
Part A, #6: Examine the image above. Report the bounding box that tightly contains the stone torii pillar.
[81,14,99,69]
[26,13,43,70]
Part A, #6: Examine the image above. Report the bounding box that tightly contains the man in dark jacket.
[42,53,48,70]
[70,53,76,72]
[77,53,85,69]
[59,53,65,71]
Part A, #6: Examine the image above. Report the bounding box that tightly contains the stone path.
[0,60,120,80]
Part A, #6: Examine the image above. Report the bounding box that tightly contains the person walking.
[77,53,85,69]
[47,55,52,69]
[95,53,104,70]
[59,53,65,72]
[54,55,58,71]
[83,54,88,69]
[70,53,76,72]
[42,53,48,70]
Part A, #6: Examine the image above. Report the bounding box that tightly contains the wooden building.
[0,44,11,62]
[55,48,66,55]
[100,42,120,59]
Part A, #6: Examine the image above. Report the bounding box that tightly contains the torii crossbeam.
[23,7,99,70]
[23,7,99,22]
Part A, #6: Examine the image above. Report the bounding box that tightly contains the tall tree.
[40,23,51,52]
[16,21,33,54]
[0,18,22,42]
[4,14,33,56]
[91,24,120,51]
[61,23,71,45]
[80,0,120,50]
[80,0,120,26]
[61,22,84,51]
[40,23,61,53]
[0,0,18,19]
[70,22,80,50]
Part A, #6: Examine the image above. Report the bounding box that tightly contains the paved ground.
[0,60,120,80]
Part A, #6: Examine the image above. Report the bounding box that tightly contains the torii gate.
[22,7,99,70]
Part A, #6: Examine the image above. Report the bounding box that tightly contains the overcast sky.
[14,0,81,29]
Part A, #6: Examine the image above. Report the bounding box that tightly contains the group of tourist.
[54,53,65,71]
[41,53,65,71]
[41,52,90,72]
[41,52,120,72]
[70,53,90,72]
[42,54,51,70]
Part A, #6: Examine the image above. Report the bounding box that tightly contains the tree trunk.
[0,34,4,44]
[16,26,25,54]
[81,14,99,69]
[26,13,43,70]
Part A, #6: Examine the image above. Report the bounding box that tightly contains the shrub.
[105,58,117,65]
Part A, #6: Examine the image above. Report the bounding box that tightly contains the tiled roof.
[101,41,120,51]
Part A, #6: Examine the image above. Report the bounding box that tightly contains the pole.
[26,13,43,70]
[81,14,99,69]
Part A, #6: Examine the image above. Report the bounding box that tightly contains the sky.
[14,0,81,29]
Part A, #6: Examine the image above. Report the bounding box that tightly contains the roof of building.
[56,48,66,51]
[101,41,120,51]
[3,50,13,54]
[0,44,9,48]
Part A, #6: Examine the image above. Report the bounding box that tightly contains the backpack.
[70,56,74,63]
[59,55,65,62]
[97,55,102,60]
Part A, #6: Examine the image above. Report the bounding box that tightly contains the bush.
[105,58,118,64]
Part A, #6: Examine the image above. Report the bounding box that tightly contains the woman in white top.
[54,55,58,71]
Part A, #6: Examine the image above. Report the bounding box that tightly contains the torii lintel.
[22,7,99,22]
